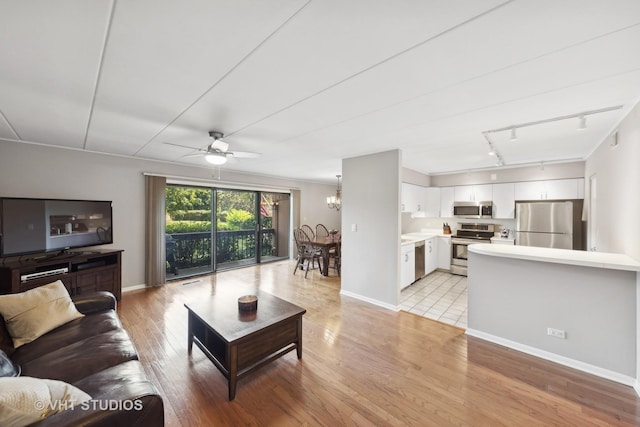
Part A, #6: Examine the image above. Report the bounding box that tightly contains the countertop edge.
[401,231,451,244]
[468,243,640,272]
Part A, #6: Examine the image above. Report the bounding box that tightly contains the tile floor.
[400,271,468,329]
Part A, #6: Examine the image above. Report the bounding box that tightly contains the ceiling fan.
[165,131,261,165]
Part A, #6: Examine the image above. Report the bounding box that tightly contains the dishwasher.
[414,240,425,280]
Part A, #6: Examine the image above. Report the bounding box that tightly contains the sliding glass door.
[215,189,258,270]
[259,192,291,262]
[165,186,214,279]
[165,185,290,279]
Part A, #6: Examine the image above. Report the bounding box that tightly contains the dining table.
[309,235,340,276]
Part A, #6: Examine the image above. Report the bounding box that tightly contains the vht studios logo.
[34,399,144,412]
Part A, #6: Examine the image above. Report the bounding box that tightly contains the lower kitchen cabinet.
[426,237,437,274]
[437,236,451,271]
[400,243,415,290]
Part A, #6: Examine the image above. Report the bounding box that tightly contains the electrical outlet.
[547,328,566,339]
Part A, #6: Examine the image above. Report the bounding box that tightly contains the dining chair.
[315,223,329,239]
[329,240,341,276]
[301,224,315,240]
[293,228,323,278]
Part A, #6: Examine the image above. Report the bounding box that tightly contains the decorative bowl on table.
[238,295,258,312]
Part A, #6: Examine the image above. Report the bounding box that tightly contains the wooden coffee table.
[185,289,306,400]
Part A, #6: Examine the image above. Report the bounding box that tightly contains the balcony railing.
[166,229,276,274]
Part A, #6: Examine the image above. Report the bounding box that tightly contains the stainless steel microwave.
[453,201,493,219]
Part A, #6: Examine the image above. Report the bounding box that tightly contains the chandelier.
[326,174,341,211]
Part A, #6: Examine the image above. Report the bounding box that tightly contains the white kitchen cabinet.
[454,184,492,202]
[400,243,415,290]
[492,182,515,219]
[577,178,585,198]
[546,179,582,199]
[425,237,438,274]
[401,183,415,212]
[440,187,454,218]
[514,178,584,200]
[424,187,441,217]
[437,236,451,270]
[402,183,428,213]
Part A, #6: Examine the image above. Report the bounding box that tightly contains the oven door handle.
[452,239,488,245]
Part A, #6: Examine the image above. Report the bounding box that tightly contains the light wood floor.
[118,260,640,426]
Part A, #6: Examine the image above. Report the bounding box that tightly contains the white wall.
[0,140,339,288]
[583,100,640,394]
[430,161,585,187]
[584,102,640,261]
[468,250,637,384]
[341,150,401,310]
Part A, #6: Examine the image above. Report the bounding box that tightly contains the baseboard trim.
[122,284,147,293]
[634,380,640,397]
[465,328,636,388]
[339,290,399,312]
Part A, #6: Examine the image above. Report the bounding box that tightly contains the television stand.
[0,249,123,300]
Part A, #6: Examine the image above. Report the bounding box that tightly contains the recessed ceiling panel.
[157,0,506,140]
[86,0,308,154]
[218,1,640,177]
[0,1,112,147]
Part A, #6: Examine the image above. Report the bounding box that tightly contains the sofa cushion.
[18,329,138,384]
[10,310,121,366]
[30,361,164,427]
[0,280,83,348]
[0,376,91,427]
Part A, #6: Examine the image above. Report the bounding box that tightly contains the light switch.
[351,224,357,232]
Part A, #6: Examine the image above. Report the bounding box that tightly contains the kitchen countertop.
[468,243,640,272]
[401,230,452,244]
[490,236,515,243]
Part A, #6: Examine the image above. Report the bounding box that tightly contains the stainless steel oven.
[450,223,495,276]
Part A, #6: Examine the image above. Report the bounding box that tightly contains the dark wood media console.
[0,249,123,300]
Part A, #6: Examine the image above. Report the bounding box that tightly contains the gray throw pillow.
[0,350,19,377]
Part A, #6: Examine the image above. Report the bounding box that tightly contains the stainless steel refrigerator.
[515,201,584,250]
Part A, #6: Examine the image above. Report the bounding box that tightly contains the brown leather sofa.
[0,291,164,426]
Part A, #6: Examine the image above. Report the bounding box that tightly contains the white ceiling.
[1,0,639,183]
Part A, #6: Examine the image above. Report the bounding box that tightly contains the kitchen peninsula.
[466,243,640,391]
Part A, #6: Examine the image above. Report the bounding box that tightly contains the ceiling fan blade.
[210,139,229,152]
[228,150,261,159]
[182,153,205,158]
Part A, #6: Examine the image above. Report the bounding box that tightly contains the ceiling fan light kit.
[163,130,261,166]
[205,153,227,165]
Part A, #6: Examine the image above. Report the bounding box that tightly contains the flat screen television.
[0,197,113,257]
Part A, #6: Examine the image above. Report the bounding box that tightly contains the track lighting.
[485,105,621,142]
[482,132,505,167]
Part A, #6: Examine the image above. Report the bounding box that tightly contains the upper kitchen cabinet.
[402,183,440,216]
[402,183,425,213]
[492,182,515,219]
[423,187,441,217]
[454,184,492,202]
[514,178,584,200]
[440,187,454,218]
